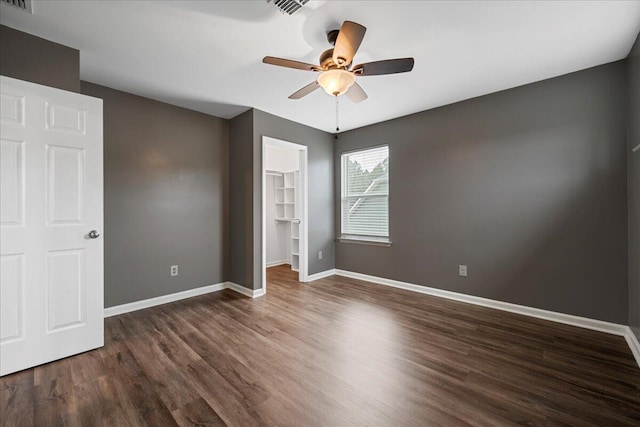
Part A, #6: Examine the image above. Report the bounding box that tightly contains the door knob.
[88,230,100,239]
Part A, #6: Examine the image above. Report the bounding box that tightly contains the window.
[341,145,389,242]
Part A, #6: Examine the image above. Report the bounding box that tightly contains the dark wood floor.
[2,265,639,426]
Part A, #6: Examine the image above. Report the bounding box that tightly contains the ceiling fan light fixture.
[317,69,355,97]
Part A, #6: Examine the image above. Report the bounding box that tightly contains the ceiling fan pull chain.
[335,95,340,133]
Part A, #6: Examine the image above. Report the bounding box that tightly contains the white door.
[0,76,104,376]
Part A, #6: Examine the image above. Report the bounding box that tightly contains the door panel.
[0,254,24,343]
[46,103,86,134]
[46,249,85,332]
[0,76,103,376]
[46,145,85,225]
[0,139,24,226]
[0,93,25,125]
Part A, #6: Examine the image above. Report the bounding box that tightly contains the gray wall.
[335,62,628,324]
[628,33,640,339]
[0,24,80,93]
[229,109,335,290]
[253,109,335,288]
[81,82,229,307]
[229,110,254,288]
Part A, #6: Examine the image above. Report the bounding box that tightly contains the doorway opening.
[261,136,308,294]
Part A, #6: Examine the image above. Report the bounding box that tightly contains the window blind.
[341,146,389,238]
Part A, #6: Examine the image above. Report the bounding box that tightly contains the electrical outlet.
[459,265,467,277]
[171,265,179,277]
[318,251,323,260]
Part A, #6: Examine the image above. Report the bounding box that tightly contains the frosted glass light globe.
[317,69,356,97]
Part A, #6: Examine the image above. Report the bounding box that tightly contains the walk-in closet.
[265,144,300,272]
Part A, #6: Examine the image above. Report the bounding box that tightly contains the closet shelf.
[270,169,300,275]
[275,218,300,223]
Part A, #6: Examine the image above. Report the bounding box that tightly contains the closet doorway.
[261,136,308,292]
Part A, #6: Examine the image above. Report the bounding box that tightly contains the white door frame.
[261,136,308,293]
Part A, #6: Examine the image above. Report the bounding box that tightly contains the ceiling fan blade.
[352,58,415,76]
[288,81,321,99]
[263,56,321,72]
[333,21,367,67]
[346,82,368,103]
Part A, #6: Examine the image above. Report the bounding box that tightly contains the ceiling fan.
[263,20,414,103]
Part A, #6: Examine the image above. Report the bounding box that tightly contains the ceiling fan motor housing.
[320,49,339,69]
[327,29,340,46]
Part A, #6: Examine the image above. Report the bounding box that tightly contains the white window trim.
[340,145,390,244]
[338,235,392,247]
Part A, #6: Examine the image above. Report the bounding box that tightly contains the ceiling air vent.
[2,0,33,14]
[267,0,309,16]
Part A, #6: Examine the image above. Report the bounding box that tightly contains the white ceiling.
[2,1,639,132]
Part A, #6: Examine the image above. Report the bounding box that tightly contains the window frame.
[339,145,391,246]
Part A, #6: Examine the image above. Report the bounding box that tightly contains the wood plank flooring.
[2,265,639,426]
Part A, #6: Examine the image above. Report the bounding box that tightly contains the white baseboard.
[266,260,288,268]
[104,282,227,317]
[306,269,337,282]
[625,328,640,367]
[334,269,639,367]
[101,269,639,367]
[104,281,265,317]
[226,282,265,299]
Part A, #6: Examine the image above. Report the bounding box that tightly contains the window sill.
[337,236,392,247]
